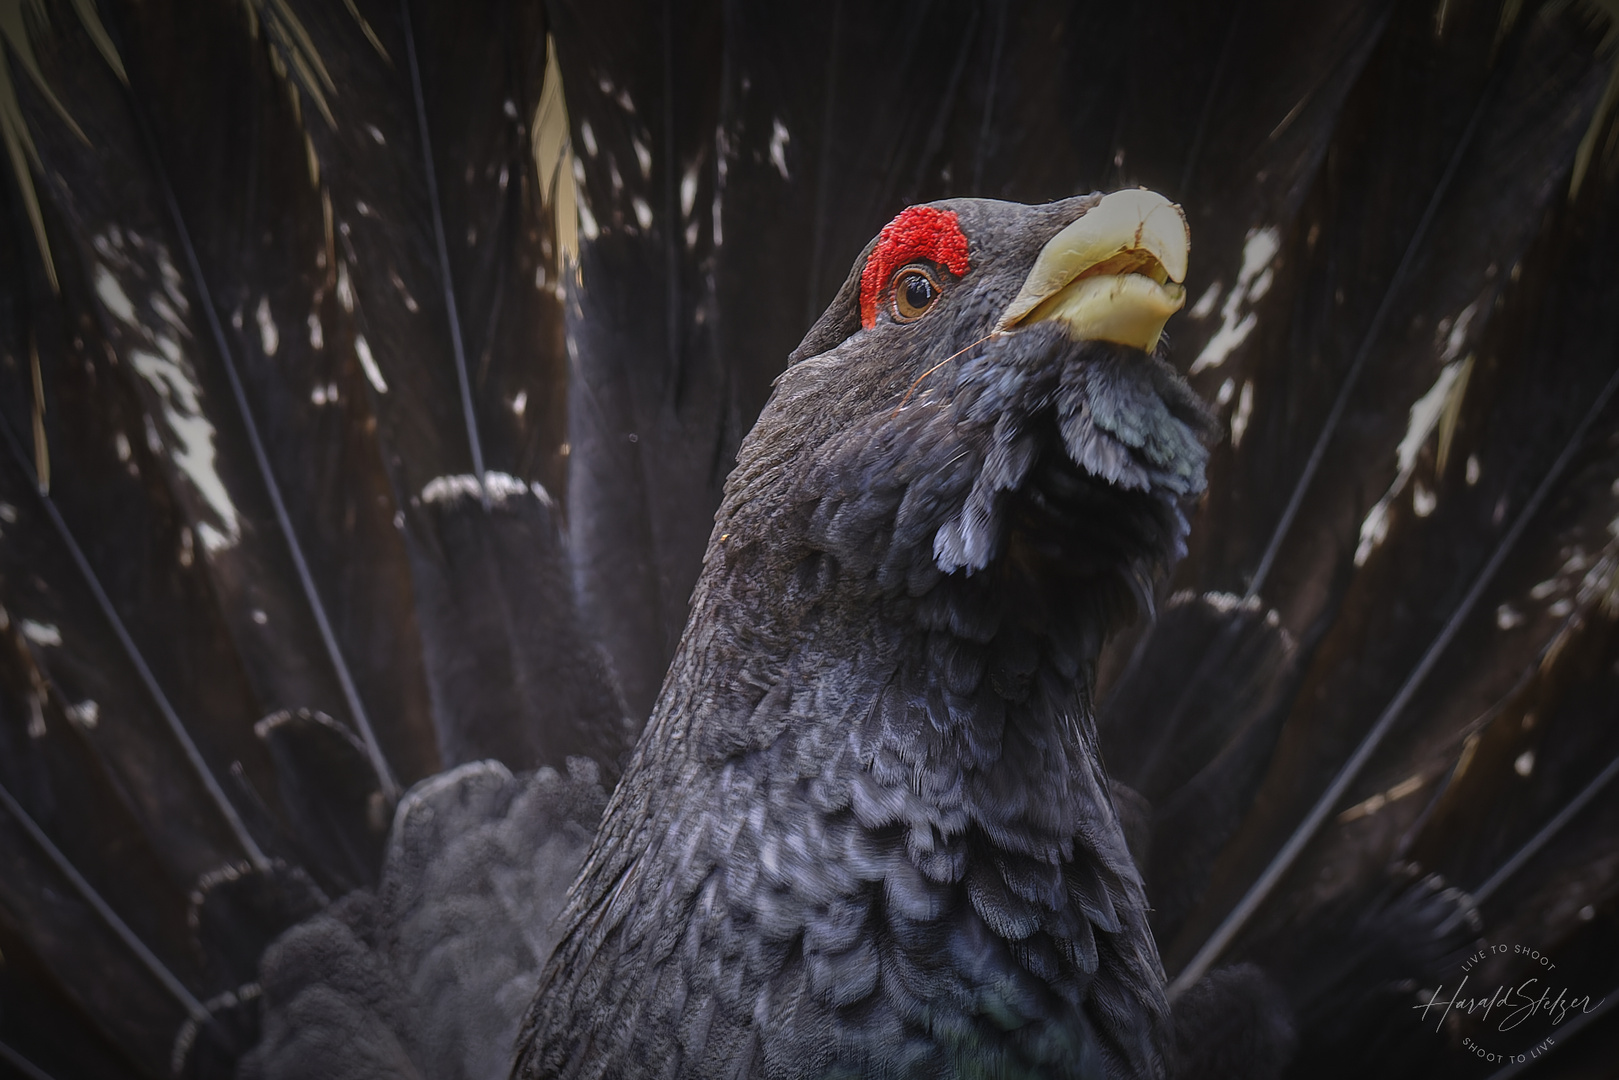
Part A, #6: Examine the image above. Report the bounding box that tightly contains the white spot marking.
[769,119,791,180]
[196,523,232,553]
[367,124,386,144]
[1190,228,1280,374]
[1412,480,1436,517]
[21,620,61,646]
[337,263,355,313]
[1215,377,1235,406]
[632,136,652,179]
[1496,604,1524,630]
[115,432,132,462]
[1189,281,1222,320]
[388,270,419,313]
[130,349,241,549]
[1514,749,1535,777]
[308,312,324,350]
[355,336,389,393]
[1465,454,1480,486]
[580,120,598,157]
[66,700,99,729]
[511,390,528,418]
[256,297,279,356]
[1440,301,1479,362]
[1248,266,1274,301]
[632,197,654,229]
[420,471,554,508]
[251,609,268,625]
[1230,380,1254,448]
[577,176,600,241]
[95,265,138,325]
[1354,359,1468,566]
[151,293,184,332]
[681,162,699,218]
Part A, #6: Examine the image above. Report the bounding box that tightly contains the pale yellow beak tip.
[1000,188,1191,351]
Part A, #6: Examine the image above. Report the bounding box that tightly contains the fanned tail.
[0,0,627,1074]
[3,1,1619,1078]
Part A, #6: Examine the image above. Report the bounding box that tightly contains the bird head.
[799,188,1191,359]
[729,189,1212,611]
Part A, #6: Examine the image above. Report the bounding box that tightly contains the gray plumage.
[518,197,1213,1079]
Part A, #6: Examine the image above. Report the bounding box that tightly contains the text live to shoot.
[1413,941,1606,1066]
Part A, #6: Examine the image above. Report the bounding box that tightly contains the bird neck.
[527,408,1175,1077]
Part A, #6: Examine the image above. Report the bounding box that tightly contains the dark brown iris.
[892,265,941,321]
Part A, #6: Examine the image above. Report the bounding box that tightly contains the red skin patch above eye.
[858,206,971,329]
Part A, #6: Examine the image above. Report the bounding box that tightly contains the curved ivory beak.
[998,189,1190,352]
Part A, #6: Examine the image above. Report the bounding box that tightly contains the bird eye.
[892,266,941,321]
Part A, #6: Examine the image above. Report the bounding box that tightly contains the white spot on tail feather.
[256,297,279,357]
[769,119,791,180]
[66,700,99,729]
[1439,301,1480,363]
[1354,358,1470,566]
[681,162,699,218]
[1189,281,1222,320]
[94,265,138,325]
[1229,380,1254,448]
[21,620,61,646]
[354,336,388,393]
[574,157,600,241]
[420,472,554,509]
[336,263,355,313]
[130,348,241,551]
[1412,481,1436,517]
[1190,228,1281,375]
[151,293,184,332]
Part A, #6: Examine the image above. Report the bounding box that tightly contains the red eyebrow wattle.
[858,207,971,329]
